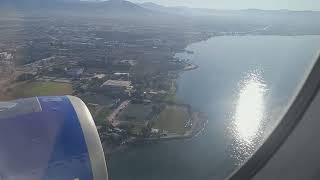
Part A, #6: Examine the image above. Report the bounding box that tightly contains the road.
[107,100,130,127]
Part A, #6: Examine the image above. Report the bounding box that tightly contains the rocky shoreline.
[103,111,208,156]
[103,102,207,157]
[103,41,205,156]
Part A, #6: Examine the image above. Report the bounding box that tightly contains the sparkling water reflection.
[109,36,320,180]
[230,71,268,163]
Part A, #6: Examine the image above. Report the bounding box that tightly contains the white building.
[101,80,133,96]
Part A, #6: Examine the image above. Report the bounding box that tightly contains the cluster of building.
[0,16,200,145]
[0,52,13,61]
[0,51,14,77]
[100,80,133,96]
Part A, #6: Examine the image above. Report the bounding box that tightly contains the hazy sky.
[129,0,320,11]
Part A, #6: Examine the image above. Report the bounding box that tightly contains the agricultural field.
[9,81,73,99]
[117,103,153,123]
[152,105,190,135]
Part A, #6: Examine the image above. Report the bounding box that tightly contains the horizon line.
[79,0,320,12]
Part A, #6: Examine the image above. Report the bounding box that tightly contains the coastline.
[103,36,211,156]
[104,62,205,156]
[104,111,208,156]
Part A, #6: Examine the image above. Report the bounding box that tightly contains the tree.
[141,124,151,138]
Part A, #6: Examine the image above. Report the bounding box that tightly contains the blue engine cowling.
[0,96,108,180]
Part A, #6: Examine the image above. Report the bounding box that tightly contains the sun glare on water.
[235,73,266,143]
[230,71,268,163]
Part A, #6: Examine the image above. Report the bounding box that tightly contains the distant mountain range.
[1,0,320,36]
[1,0,319,15]
[0,0,151,15]
[98,0,148,13]
[140,2,320,16]
[1,0,319,17]
[0,0,79,4]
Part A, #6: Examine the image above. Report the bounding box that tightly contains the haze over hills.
[140,1,320,15]
[0,0,320,35]
[1,0,320,15]
[98,0,150,13]
[0,0,152,15]
[0,0,79,5]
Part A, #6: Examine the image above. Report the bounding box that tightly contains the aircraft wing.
[0,96,108,180]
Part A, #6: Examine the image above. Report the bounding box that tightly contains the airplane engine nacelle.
[0,96,108,180]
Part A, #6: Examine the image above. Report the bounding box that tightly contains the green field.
[118,103,153,122]
[152,105,189,135]
[11,81,73,98]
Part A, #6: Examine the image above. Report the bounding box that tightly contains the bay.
[108,35,320,180]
